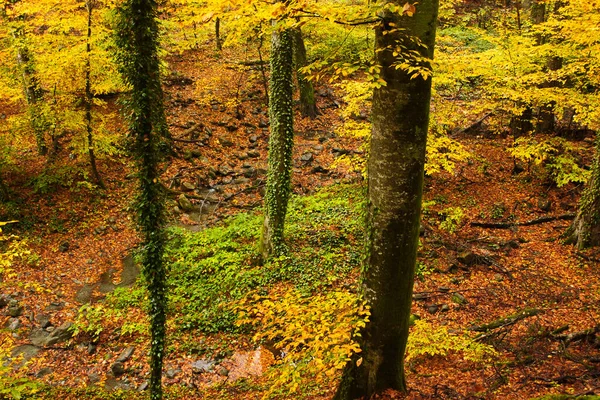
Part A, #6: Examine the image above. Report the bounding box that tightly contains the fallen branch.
[471,213,575,229]
[470,308,543,338]
[552,325,600,345]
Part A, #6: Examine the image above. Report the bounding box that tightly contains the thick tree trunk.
[215,17,222,51]
[85,0,105,189]
[334,1,438,398]
[291,27,318,119]
[564,144,600,248]
[261,25,294,260]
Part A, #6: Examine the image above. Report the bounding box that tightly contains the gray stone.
[427,305,439,314]
[117,346,135,363]
[11,345,41,365]
[222,176,233,184]
[451,293,467,305]
[258,119,269,128]
[44,322,73,346]
[7,318,21,330]
[233,177,250,185]
[191,359,215,374]
[440,304,450,312]
[36,314,52,329]
[30,328,49,347]
[138,381,149,391]
[538,198,552,212]
[111,361,126,377]
[181,181,196,192]
[191,149,202,158]
[8,300,23,317]
[178,194,195,212]
[218,136,234,147]
[75,284,94,304]
[88,372,101,385]
[249,135,259,143]
[313,144,324,152]
[243,168,256,178]
[300,152,313,162]
[0,295,8,308]
[218,165,233,176]
[166,368,181,379]
[457,251,477,266]
[247,150,260,158]
[59,241,70,252]
[45,302,64,312]
[237,152,249,160]
[216,366,229,376]
[36,367,53,378]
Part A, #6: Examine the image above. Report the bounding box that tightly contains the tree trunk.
[115,1,169,399]
[261,24,294,260]
[564,143,600,248]
[291,27,318,119]
[215,17,222,51]
[334,1,438,398]
[85,0,105,189]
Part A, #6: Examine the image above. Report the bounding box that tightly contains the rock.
[191,149,202,158]
[218,136,234,147]
[216,366,229,376]
[222,176,233,184]
[249,135,259,143]
[439,287,450,293]
[75,284,94,304]
[117,346,135,363]
[427,305,439,314]
[413,293,428,301]
[8,300,23,317]
[178,194,195,213]
[440,304,450,312]
[138,381,149,391]
[0,295,8,308]
[313,144,324,152]
[311,165,328,174]
[538,198,552,212]
[7,318,21,330]
[300,152,313,162]
[88,343,97,355]
[45,302,64,311]
[218,164,233,176]
[247,150,260,158]
[233,177,250,185]
[36,367,53,378]
[451,293,467,305]
[166,368,181,379]
[36,314,52,329]
[59,241,70,252]
[258,119,269,128]
[243,168,256,178]
[457,251,477,266]
[237,152,249,160]
[183,150,193,161]
[44,322,73,346]
[88,373,101,385]
[191,359,215,374]
[30,328,50,347]
[111,362,126,377]
[11,345,40,365]
[181,181,196,191]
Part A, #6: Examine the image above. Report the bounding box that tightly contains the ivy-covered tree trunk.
[12,28,47,155]
[291,27,318,119]
[115,1,169,399]
[564,143,600,248]
[261,25,294,260]
[334,1,438,398]
[84,0,105,189]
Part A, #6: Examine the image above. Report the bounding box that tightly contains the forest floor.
[1,44,600,400]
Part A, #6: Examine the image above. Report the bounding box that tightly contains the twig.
[471,213,575,229]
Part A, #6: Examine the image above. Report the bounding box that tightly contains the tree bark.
[85,0,105,189]
[564,145,600,249]
[261,22,294,260]
[291,27,318,119]
[115,1,169,398]
[334,1,438,398]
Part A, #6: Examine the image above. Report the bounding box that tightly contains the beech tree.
[114,0,169,398]
[334,1,439,398]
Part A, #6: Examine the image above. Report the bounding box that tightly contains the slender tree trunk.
[115,1,169,399]
[85,0,105,189]
[291,27,318,119]
[334,1,438,398]
[564,139,600,248]
[215,17,222,51]
[261,23,294,260]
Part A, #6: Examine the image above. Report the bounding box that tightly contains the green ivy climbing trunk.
[334,1,438,398]
[115,1,169,399]
[291,27,318,119]
[564,139,600,248]
[261,25,294,260]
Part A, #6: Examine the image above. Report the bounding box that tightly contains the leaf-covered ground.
[1,45,599,400]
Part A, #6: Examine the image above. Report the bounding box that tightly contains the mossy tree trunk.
[291,27,318,119]
[564,142,600,248]
[261,23,294,260]
[115,1,169,399]
[334,1,438,398]
[84,0,105,189]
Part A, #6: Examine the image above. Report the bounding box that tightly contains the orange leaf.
[402,2,416,16]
